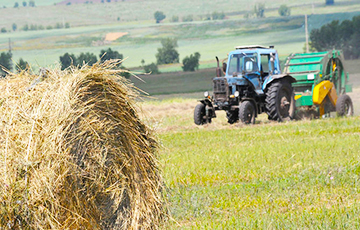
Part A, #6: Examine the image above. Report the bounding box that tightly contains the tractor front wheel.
[266,80,295,121]
[194,103,211,125]
[239,101,255,124]
[336,94,353,117]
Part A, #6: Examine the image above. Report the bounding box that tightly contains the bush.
[29,0,35,7]
[254,3,265,18]
[278,5,290,17]
[212,11,225,20]
[59,53,77,70]
[182,52,201,72]
[156,38,179,65]
[170,15,179,23]
[12,23,17,31]
[144,63,160,74]
[1,28,7,33]
[16,58,29,72]
[77,52,97,66]
[0,52,13,75]
[182,15,193,22]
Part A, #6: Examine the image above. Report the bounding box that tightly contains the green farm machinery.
[284,50,353,118]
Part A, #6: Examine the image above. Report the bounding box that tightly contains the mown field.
[137,97,360,229]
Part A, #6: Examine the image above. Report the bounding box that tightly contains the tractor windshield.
[228,53,258,75]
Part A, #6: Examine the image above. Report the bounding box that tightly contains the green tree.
[22,1,27,6]
[212,11,225,20]
[14,2,19,8]
[182,52,201,71]
[29,1,35,7]
[182,15,193,22]
[22,24,29,31]
[144,63,160,74]
[154,11,166,23]
[278,5,290,17]
[59,53,77,70]
[254,3,265,18]
[1,28,7,33]
[77,52,98,66]
[16,58,29,72]
[99,48,123,62]
[156,38,179,65]
[0,52,13,76]
[325,0,334,5]
[170,15,179,23]
[12,23,17,31]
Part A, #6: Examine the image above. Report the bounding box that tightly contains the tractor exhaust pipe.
[216,56,221,77]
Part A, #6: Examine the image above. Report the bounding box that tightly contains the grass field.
[0,0,359,70]
[136,96,360,229]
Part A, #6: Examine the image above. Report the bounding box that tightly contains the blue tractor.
[194,45,296,125]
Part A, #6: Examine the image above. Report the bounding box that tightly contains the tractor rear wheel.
[266,80,295,121]
[239,101,255,124]
[336,94,353,116]
[194,103,210,125]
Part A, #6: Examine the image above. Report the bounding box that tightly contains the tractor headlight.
[234,91,240,97]
[204,91,209,97]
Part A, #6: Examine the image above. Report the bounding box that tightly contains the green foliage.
[12,23,17,31]
[99,48,123,62]
[182,52,201,71]
[182,14,193,22]
[59,52,77,70]
[211,11,225,20]
[310,15,360,59]
[0,52,13,76]
[77,52,97,66]
[65,22,70,28]
[278,4,291,17]
[14,2,19,8]
[154,11,166,23]
[326,0,334,5]
[16,58,28,72]
[144,62,160,74]
[28,1,35,7]
[170,15,179,23]
[22,1,27,7]
[254,3,265,18]
[156,38,179,65]
[22,24,29,31]
[1,28,7,33]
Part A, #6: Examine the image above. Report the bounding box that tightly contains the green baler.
[284,50,354,118]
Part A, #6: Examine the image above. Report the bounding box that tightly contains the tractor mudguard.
[263,74,296,91]
[199,98,217,118]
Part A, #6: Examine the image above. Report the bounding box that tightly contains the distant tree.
[55,23,63,29]
[66,2,71,5]
[22,1,27,7]
[212,11,225,20]
[29,0,35,7]
[156,38,179,64]
[101,0,104,3]
[30,24,38,30]
[0,52,13,76]
[65,22,70,28]
[14,2,19,8]
[59,53,77,70]
[77,52,98,66]
[99,48,123,62]
[278,5,290,17]
[106,0,111,2]
[38,25,44,30]
[46,25,53,30]
[170,15,179,23]
[12,23,17,31]
[154,11,166,23]
[22,24,29,31]
[144,63,160,74]
[182,52,201,71]
[1,28,7,33]
[16,58,29,72]
[254,3,265,18]
[325,0,334,5]
[182,15,193,22]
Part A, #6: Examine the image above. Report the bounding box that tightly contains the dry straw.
[0,61,164,229]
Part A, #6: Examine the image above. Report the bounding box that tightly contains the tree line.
[310,15,360,59]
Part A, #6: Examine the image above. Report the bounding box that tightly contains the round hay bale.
[0,62,163,229]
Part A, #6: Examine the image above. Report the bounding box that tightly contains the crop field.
[136,94,360,228]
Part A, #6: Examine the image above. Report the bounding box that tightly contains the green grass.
[157,115,360,229]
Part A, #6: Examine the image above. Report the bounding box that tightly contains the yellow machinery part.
[313,80,338,116]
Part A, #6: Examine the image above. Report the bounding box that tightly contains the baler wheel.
[239,101,255,124]
[194,103,210,125]
[266,80,295,121]
[336,94,353,117]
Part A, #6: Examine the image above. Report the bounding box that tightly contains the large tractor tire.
[266,79,295,121]
[336,94,353,117]
[239,101,256,124]
[226,110,239,124]
[194,103,211,125]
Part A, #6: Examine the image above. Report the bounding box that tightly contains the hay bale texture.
[0,62,163,229]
